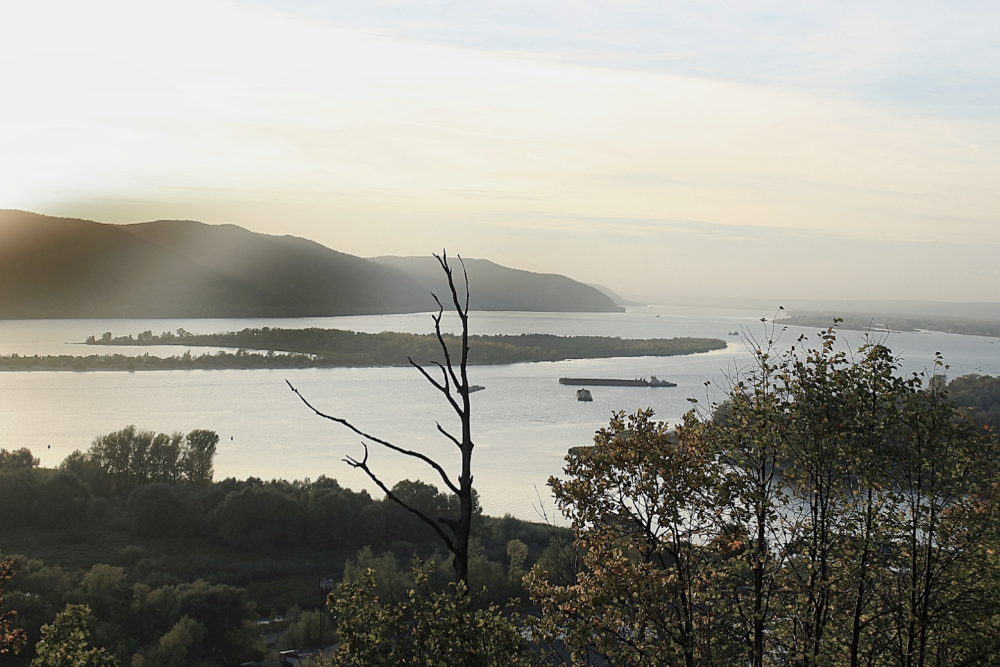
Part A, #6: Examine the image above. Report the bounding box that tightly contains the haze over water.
[2,306,998,520]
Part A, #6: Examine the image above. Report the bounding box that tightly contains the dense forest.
[0,428,571,665]
[2,364,999,665]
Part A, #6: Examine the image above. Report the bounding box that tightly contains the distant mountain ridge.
[370,256,623,313]
[0,211,621,319]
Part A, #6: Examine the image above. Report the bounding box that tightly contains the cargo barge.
[559,376,677,388]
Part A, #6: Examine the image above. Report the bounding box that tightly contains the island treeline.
[61,326,728,370]
[0,350,320,372]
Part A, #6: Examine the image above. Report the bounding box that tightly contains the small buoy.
[230,436,234,440]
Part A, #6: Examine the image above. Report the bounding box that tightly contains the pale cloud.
[1,0,999,301]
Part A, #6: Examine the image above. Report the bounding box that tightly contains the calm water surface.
[1,307,998,520]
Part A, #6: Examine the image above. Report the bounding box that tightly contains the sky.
[1,0,999,302]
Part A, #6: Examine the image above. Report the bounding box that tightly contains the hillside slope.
[0,211,433,318]
[371,256,624,313]
[0,211,622,318]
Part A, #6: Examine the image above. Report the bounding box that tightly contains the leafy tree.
[132,616,207,667]
[126,484,202,538]
[181,430,218,486]
[38,472,92,528]
[277,607,322,651]
[30,604,118,667]
[208,485,303,550]
[60,449,109,498]
[329,562,541,666]
[340,548,420,608]
[85,427,218,496]
[1,559,27,655]
[0,464,93,530]
[304,484,373,550]
[0,448,39,471]
[947,373,1000,434]
[6,557,263,666]
[527,409,736,667]
[529,327,1000,667]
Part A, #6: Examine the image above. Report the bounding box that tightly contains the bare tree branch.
[437,253,471,378]
[407,357,463,416]
[286,380,460,495]
[429,285,463,393]
[289,250,477,584]
[345,443,458,553]
[436,421,462,449]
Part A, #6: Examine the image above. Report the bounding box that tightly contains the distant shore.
[777,314,1000,338]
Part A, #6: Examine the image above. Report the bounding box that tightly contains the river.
[1,307,997,520]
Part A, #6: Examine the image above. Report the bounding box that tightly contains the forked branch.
[344,443,458,553]
[288,250,476,584]
[286,380,459,495]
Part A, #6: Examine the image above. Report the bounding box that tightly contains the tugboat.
[576,388,593,402]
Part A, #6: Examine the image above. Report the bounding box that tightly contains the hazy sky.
[2,0,999,302]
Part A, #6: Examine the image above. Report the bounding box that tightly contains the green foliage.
[1,559,28,655]
[528,409,733,666]
[126,484,203,538]
[30,604,118,667]
[277,607,323,651]
[208,486,303,551]
[0,448,39,471]
[3,557,264,666]
[340,548,422,609]
[329,562,542,666]
[529,331,1000,667]
[86,427,219,497]
[0,467,93,530]
[180,430,218,487]
[132,616,208,667]
[947,373,1000,434]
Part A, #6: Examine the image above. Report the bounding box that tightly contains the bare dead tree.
[286,251,476,585]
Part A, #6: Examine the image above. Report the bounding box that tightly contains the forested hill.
[0,210,433,318]
[371,255,625,313]
[0,211,623,319]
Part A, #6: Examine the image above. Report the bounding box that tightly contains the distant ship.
[576,388,593,402]
[468,385,485,393]
[559,376,677,388]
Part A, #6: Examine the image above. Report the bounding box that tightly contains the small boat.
[576,388,593,402]
[468,385,485,393]
[728,331,740,336]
